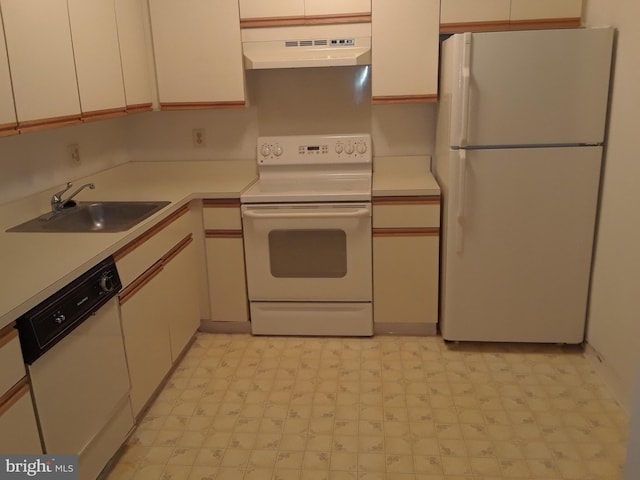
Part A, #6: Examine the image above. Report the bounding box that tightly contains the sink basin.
[7,201,171,233]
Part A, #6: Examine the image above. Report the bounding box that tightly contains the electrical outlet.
[192,128,206,147]
[68,144,81,164]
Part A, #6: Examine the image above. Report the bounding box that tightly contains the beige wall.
[0,66,434,205]
[0,118,128,205]
[584,0,640,410]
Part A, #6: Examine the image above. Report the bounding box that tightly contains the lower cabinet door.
[164,241,200,362]
[206,236,249,323]
[373,234,439,325]
[120,265,172,417]
[0,383,42,454]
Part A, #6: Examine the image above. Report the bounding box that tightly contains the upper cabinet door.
[305,0,371,16]
[67,0,127,120]
[441,0,582,32]
[0,13,17,136]
[1,0,81,130]
[149,0,245,108]
[372,0,439,103]
[440,0,510,25]
[113,0,153,112]
[510,0,583,21]
[239,0,304,19]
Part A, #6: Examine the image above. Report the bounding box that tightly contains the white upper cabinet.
[67,0,127,120]
[372,0,439,103]
[239,0,370,21]
[305,0,371,16]
[149,0,245,108]
[113,0,153,112]
[510,0,583,22]
[1,0,81,130]
[0,13,16,136]
[440,0,582,32]
[440,0,510,25]
[239,0,304,19]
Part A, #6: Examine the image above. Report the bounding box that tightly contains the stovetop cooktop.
[241,134,372,204]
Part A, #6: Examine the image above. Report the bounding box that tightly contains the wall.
[584,0,640,410]
[126,66,436,161]
[0,118,129,205]
[0,66,434,206]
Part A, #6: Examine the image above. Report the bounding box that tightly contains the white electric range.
[241,134,373,336]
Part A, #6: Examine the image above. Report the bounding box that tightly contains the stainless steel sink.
[7,201,171,233]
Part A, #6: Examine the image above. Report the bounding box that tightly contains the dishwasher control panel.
[15,256,121,364]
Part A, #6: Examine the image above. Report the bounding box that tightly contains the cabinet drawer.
[115,205,191,288]
[373,197,440,229]
[203,199,242,231]
[0,325,26,395]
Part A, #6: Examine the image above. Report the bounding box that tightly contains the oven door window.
[269,229,347,278]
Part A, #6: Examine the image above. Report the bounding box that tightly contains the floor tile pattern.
[107,334,629,480]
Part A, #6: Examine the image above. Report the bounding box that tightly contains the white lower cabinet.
[119,262,172,417]
[205,236,249,323]
[0,382,42,454]
[116,206,199,417]
[372,196,440,334]
[165,240,200,362]
[203,200,249,324]
[0,325,42,453]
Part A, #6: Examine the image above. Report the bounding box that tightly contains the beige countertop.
[1,156,440,330]
[373,155,440,197]
[0,160,257,329]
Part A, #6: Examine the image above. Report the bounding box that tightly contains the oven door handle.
[243,207,371,220]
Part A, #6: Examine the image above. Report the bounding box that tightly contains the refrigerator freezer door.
[448,28,614,148]
[440,147,602,343]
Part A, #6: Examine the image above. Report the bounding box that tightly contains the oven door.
[242,203,372,301]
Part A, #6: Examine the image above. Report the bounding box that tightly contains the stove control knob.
[260,144,271,157]
[273,144,283,156]
[335,143,344,154]
[54,314,66,325]
[100,272,115,293]
[344,143,355,155]
[357,142,367,154]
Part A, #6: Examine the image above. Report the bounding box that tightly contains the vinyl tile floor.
[107,333,629,480]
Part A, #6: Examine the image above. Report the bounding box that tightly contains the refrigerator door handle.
[458,32,472,147]
[456,150,467,254]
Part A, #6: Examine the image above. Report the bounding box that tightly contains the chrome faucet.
[51,182,95,212]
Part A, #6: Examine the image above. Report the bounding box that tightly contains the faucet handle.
[53,182,73,198]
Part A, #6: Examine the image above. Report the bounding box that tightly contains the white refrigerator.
[434,28,614,343]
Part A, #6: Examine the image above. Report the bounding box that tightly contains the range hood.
[241,23,371,70]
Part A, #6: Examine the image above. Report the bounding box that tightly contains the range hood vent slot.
[283,38,348,48]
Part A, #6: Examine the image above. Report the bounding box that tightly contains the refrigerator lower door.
[440,147,602,343]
